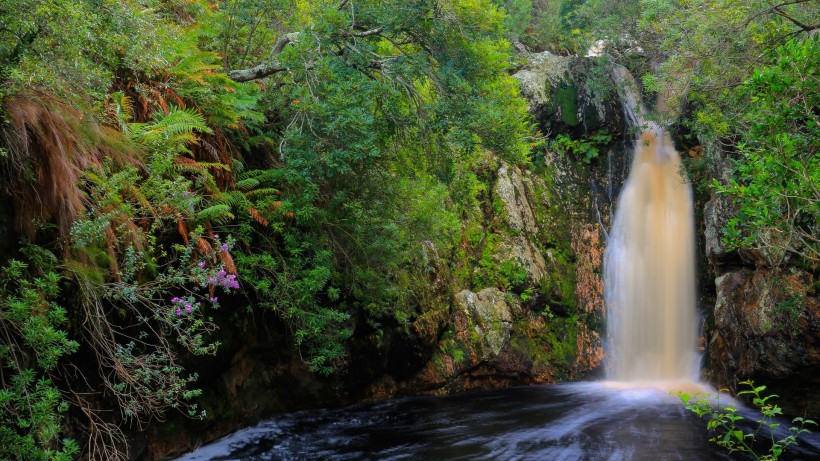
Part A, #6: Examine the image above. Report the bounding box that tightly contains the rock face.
[493,162,548,283]
[513,50,624,137]
[709,268,820,383]
[454,288,514,357]
[703,151,820,414]
[362,146,612,398]
[704,195,736,264]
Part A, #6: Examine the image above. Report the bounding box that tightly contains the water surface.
[176,382,820,460]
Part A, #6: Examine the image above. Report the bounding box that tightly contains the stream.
[176,382,820,460]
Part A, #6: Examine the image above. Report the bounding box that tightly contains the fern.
[213,191,246,207]
[235,177,261,190]
[170,52,221,84]
[129,107,213,151]
[196,204,234,225]
[108,91,134,128]
[150,107,213,137]
[173,159,232,172]
[245,188,280,199]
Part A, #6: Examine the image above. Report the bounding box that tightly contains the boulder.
[454,288,514,357]
[710,268,820,382]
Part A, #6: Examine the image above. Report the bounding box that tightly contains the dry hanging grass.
[1,93,98,239]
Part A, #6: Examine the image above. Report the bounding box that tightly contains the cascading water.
[604,68,698,382]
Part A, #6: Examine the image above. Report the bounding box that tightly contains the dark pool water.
[176,382,820,460]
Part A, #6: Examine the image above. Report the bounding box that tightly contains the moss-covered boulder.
[513,50,623,137]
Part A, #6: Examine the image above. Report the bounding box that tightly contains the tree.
[0,1,536,457]
[717,37,819,266]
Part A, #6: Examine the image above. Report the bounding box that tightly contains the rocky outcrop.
[513,51,570,106]
[387,285,582,394]
[704,194,737,265]
[493,162,548,283]
[709,268,819,384]
[454,288,514,357]
[513,50,624,136]
[703,148,820,411]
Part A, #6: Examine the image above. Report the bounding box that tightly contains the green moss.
[442,338,470,366]
[537,250,577,312]
[431,352,447,374]
[511,316,577,378]
[555,82,579,127]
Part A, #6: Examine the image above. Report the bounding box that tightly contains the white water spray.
[604,68,698,382]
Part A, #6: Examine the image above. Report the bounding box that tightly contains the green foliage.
[550,131,612,164]
[676,380,817,460]
[715,37,819,266]
[0,0,182,103]
[501,0,534,40]
[216,0,532,372]
[130,108,214,151]
[0,255,79,460]
[1,0,537,455]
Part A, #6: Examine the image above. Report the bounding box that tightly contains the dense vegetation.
[0,1,533,459]
[0,0,816,459]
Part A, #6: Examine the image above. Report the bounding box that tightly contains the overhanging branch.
[228,32,299,82]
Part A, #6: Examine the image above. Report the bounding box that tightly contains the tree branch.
[228,32,299,82]
[228,62,288,82]
[773,5,818,32]
[353,27,383,37]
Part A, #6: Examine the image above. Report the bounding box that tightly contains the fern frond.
[235,177,260,190]
[177,218,189,245]
[245,188,280,199]
[213,191,246,207]
[246,206,269,227]
[173,157,231,172]
[108,91,134,125]
[197,204,234,224]
[196,237,213,257]
[153,108,213,137]
[220,250,237,275]
[231,159,245,175]
[171,52,221,81]
[130,107,213,147]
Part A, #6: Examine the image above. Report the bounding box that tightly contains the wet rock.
[513,52,623,136]
[710,268,820,382]
[493,162,548,284]
[570,223,605,373]
[704,194,736,264]
[513,51,570,106]
[454,288,514,357]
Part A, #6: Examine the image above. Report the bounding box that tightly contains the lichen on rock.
[454,288,515,357]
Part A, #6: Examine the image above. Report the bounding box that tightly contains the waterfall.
[604,67,698,382]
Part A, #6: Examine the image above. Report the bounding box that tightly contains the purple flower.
[186,304,192,313]
[210,296,218,302]
[220,243,230,252]
[182,191,189,197]
[198,261,206,268]
[176,307,182,316]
